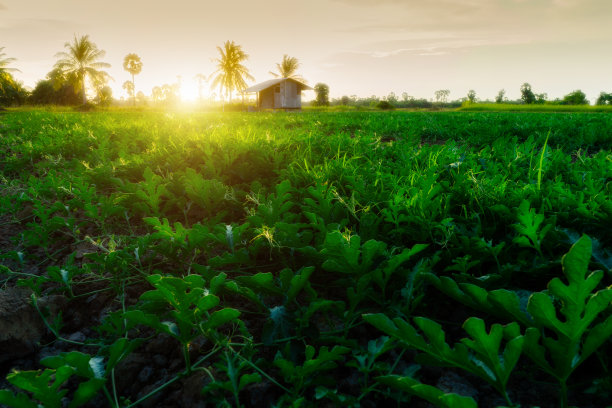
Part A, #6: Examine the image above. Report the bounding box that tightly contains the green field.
[1,110,611,407]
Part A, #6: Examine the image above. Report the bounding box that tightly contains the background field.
[0,110,611,407]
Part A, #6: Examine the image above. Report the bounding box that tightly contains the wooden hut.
[244,78,312,110]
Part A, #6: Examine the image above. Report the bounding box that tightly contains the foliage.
[376,100,395,110]
[596,92,612,105]
[210,40,254,102]
[270,54,303,81]
[313,83,329,106]
[520,82,536,104]
[53,35,112,105]
[0,47,26,107]
[0,110,611,407]
[561,89,589,105]
[123,53,142,105]
[495,89,506,103]
[466,89,477,104]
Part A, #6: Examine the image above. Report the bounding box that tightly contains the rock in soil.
[0,288,62,363]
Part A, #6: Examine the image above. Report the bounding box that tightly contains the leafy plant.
[363,314,523,406]
[522,235,612,407]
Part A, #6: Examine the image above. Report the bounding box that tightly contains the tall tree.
[0,47,19,99]
[210,41,254,103]
[467,89,477,104]
[0,48,28,107]
[313,83,329,106]
[520,83,536,104]
[0,47,18,73]
[53,35,111,104]
[269,54,303,81]
[122,80,135,102]
[434,89,450,104]
[194,73,207,102]
[123,53,142,106]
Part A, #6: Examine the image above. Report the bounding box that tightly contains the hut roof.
[244,78,312,93]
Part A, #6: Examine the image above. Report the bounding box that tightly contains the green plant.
[522,235,612,407]
[364,314,522,406]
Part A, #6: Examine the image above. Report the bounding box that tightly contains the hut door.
[274,85,281,108]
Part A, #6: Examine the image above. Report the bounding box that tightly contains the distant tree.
[434,89,450,104]
[495,89,506,104]
[270,54,303,81]
[467,89,477,104]
[53,35,111,104]
[340,95,350,105]
[210,40,254,103]
[535,93,547,104]
[194,73,207,102]
[376,100,395,110]
[162,83,179,104]
[520,83,536,104]
[387,92,398,104]
[122,80,135,101]
[123,53,142,106]
[0,47,26,106]
[402,92,410,102]
[313,83,329,106]
[29,78,80,105]
[96,85,113,106]
[596,92,612,105]
[562,90,588,105]
[151,86,163,103]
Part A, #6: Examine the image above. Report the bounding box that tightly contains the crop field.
[0,110,611,407]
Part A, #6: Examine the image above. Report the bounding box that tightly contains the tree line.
[2,35,612,108]
[0,36,308,107]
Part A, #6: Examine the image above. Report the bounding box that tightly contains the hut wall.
[259,87,275,109]
[280,81,301,109]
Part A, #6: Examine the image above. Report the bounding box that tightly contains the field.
[0,110,611,407]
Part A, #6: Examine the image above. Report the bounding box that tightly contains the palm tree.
[0,47,19,74]
[270,54,303,81]
[122,80,135,102]
[210,41,254,104]
[53,35,111,104]
[0,47,19,94]
[123,53,142,106]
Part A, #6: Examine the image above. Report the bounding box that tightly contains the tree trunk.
[81,73,87,105]
[132,74,136,106]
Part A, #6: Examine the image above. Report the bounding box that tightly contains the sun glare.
[179,77,205,102]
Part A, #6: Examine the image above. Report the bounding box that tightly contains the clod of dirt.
[0,288,63,363]
[436,370,479,401]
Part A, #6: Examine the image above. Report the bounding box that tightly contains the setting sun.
[178,77,206,102]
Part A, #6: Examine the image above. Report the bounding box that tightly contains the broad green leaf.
[0,390,38,408]
[204,308,241,330]
[286,266,314,303]
[69,378,106,408]
[377,375,478,408]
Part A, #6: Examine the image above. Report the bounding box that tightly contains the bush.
[562,90,589,105]
[376,100,395,110]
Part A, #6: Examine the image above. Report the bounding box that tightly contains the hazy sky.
[2,0,612,102]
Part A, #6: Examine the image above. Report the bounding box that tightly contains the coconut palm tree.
[0,47,19,74]
[270,54,304,81]
[0,47,19,94]
[53,35,111,104]
[123,53,142,106]
[210,41,254,104]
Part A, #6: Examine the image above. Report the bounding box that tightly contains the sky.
[2,0,612,102]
